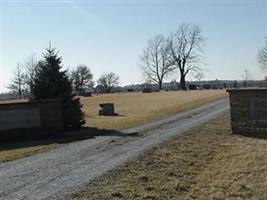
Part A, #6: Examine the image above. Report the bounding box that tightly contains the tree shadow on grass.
[232,131,267,140]
[0,127,138,152]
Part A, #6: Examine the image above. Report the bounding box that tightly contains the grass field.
[71,113,267,200]
[82,90,227,130]
[0,99,29,104]
[0,90,227,162]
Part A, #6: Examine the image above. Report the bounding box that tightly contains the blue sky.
[0,0,266,92]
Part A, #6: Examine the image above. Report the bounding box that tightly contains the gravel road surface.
[0,98,229,200]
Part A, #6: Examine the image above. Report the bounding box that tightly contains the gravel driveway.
[0,98,229,200]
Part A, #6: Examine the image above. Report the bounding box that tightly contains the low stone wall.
[227,88,267,134]
[0,99,64,141]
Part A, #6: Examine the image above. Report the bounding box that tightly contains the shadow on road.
[0,127,138,152]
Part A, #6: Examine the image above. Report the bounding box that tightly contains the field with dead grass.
[0,90,227,162]
[0,98,29,104]
[82,90,227,130]
[71,113,267,200]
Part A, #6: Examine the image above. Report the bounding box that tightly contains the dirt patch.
[71,113,267,200]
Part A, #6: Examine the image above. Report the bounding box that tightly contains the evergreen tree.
[32,47,72,99]
[32,47,85,129]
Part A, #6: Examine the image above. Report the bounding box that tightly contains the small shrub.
[189,84,197,90]
[203,84,211,90]
[143,88,152,93]
[127,89,134,92]
[63,97,85,130]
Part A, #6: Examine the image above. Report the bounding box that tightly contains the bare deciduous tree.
[194,71,205,86]
[242,69,252,87]
[243,69,252,81]
[24,54,39,95]
[71,65,94,95]
[258,37,267,70]
[141,34,175,90]
[168,24,204,90]
[7,64,25,98]
[97,72,119,93]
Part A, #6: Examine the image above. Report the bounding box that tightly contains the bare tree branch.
[141,34,175,90]
[258,37,267,71]
[71,65,94,95]
[7,63,26,98]
[24,54,39,96]
[168,24,204,90]
[97,72,119,93]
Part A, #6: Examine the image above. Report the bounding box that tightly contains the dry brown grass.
[0,98,29,104]
[82,90,227,130]
[0,90,226,162]
[0,143,60,162]
[71,113,267,200]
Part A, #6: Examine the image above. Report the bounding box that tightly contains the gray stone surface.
[249,97,267,120]
[0,99,64,139]
[0,98,229,200]
[0,108,40,130]
[99,103,116,116]
[227,88,267,134]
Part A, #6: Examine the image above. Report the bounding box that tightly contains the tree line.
[8,56,120,99]
[8,23,205,97]
[141,23,204,90]
[7,46,120,130]
[8,24,267,98]
[142,24,267,90]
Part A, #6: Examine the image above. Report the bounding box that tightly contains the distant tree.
[242,69,252,87]
[141,34,175,90]
[31,46,85,129]
[71,65,94,95]
[168,24,204,90]
[7,63,25,98]
[233,80,238,88]
[170,79,180,90]
[97,72,119,93]
[258,37,267,70]
[194,71,205,86]
[24,54,39,96]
